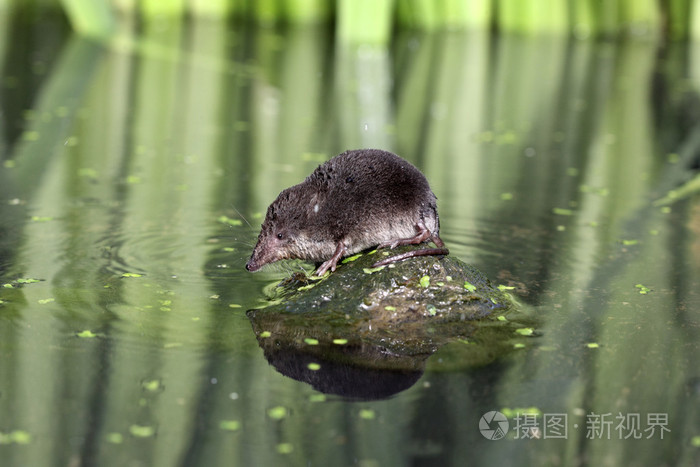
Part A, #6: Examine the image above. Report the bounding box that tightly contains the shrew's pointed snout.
[245,259,260,272]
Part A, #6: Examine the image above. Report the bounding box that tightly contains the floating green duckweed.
[219,420,241,431]
[31,216,53,222]
[501,407,542,418]
[3,430,32,444]
[276,443,294,454]
[303,338,319,345]
[121,273,143,278]
[552,207,574,216]
[463,281,476,292]
[332,338,348,345]
[228,303,242,308]
[513,343,526,349]
[16,278,40,284]
[497,284,515,291]
[359,409,376,420]
[106,433,123,444]
[129,425,155,438]
[515,327,534,336]
[141,379,161,391]
[586,342,600,348]
[342,253,363,263]
[307,362,321,371]
[38,298,55,305]
[621,239,638,246]
[77,330,97,338]
[426,304,437,316]
[259,331,272,338]
[635,284,651,294]
[384,306,396,311]
[217,215,243,226]
[362,266,385,274]
[497,315,507,322]
[267,406,288,420]
[419,275,430,288]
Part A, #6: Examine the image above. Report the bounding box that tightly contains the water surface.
[1,14,699,467]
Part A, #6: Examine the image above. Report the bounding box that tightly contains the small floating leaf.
[16,278,40,284]
[419,275,430,288]
[37,298,54,305]
[217,215,243,226]
[384,306,396,311]
[363,266,385,274]
[267,406,288,420]
[359,409,376,420]
[141,379,161,392]
[635,284,651,295]
[497,284,515,291]
[515,328,534,336]
[121,273,143,278]
[307,363,321,371]
[10,430,31,444]
[276,443,294,454]
[129,425,155,438]
[77,330,97,338]
[497,315,507,322]
[513,343,526,349]
[228,303,242,308]
[426,304,437,316]
[621,239,638,246]
[219,420,241,431]
[332,338,348,345]
[303,338,319,345]
[463,281,476,292]
[552,207,574,216]
[259,331,272,338]
[586,343,600,348]
[341,253,363,263]
[106,433,123,444]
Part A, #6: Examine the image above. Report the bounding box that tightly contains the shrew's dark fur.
[246,149,448,275]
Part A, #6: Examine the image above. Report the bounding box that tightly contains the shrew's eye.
[276,233,283,239]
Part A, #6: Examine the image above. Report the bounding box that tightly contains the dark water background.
[1,11,699,467]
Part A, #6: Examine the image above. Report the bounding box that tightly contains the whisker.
[231,205,253,229]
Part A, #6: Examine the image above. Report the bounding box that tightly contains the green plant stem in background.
[570,0,597,39]
[619,0,661,37]
[26,0,700,42]
[498,0,568,35]
[59,0,115,38]
[337,0,394,44]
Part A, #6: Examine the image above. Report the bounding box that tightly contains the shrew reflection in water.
[0,16,699,467]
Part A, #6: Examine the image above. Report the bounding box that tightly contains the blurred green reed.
[11,0,693,41]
